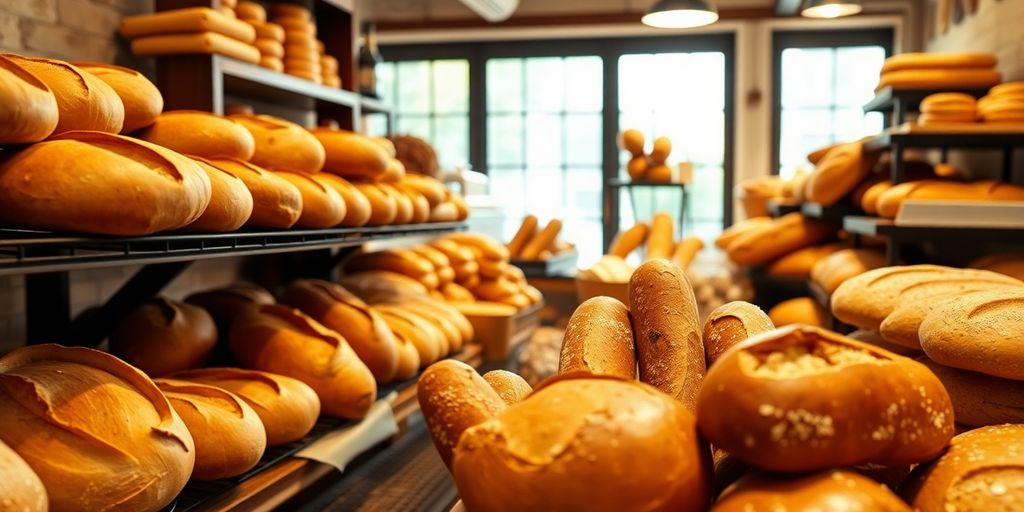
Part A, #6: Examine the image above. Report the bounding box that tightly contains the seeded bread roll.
[5,55,124,134]
[629,259,705,411]
[919,288,1024,380]
[702,301,774,366]
[185,157,255,232]
[72,62,162,133]
[209,157,303,229]
[558,296,636,379]
[482,370,532,406]
[0,438,47,512]
[917,357,1024,427]
[109,298,217,377]
[0,54,58,143]
[714,470,910,512]
[902,424,1024,511]
[696,325,954,473]
[726,213,836,266]
[229,114,326,174]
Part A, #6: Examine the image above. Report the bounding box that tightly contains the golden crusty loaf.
[109,298,217,377]
[228,114,326,173]
[608,222,649,258]
[130,32,261,64]
[901,424,1024,511]
[120,7,256,42]
[172,367,319,446]
[418,360,506,468]
[230,305,377,419]
[185,282,274,341]
[881,52,997,74]
[879,289,1014,349]
[765,243,845,278]
[378,307,447,365]
[714,217,772,250]
[805,141,880,206]
[0,131,212,235]
[876,180,1024,219]
[629,259,705,411]
[312,128,391,180]
[519,219,563,260]
[0,54,58,143]
[403,174,447,208]
[702,301,774,365]
[138,110,256,160]
[209,157,303,228]
[645,212,674,260]
[0,344,194,512]
[919,288,1024,380]
[378,301,464,354]
[482,370,532,406]
[714,470,910,512]
[155,379,266,480]
[402,297,474,344]
[355,182,397,225]
[876,68,1002,92]
[445,232,511,261]
[5,54,124,134]
[671,236,704,269]
[185,157,255,232]
[345,248,438,288]
[0,438,47,512]
[316,173,372,227]
[73,62,162,133]
[340,270,431,302]
[768,297,828,327]
[558,296,636,379]
[276,171,346,228]
[696,325,954,472]
[917,357,1024,427]
[810,248,886,294]
[450,374,712,512]
[280,279,399,383]
[726,213,836,266]
[381,183,413,224]
[832,265,1022,331]
[411,245,455,285]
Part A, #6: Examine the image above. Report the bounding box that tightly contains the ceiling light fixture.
[642,0,719,29]
[801,0,863,18]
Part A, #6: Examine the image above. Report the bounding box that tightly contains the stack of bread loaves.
[264,3,328,84]
[247,13,286,72]
[978,81,1024,123]
[120,7,260,64]
[620,128,674,182]
[505,215,575,261]
[876,52,1001,91]
[919,92,979,125]
[718,212,836,266]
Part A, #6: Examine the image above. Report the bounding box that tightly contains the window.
[772,29,893,179]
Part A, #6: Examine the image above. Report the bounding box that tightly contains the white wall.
[927,0,1024,81]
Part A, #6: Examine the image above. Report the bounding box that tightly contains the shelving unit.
[865,127,1024,182]
[863,86,990,127]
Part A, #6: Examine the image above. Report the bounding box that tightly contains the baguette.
[507,215,538,258]
[229,114,325,174]
[714,216,772,250]
[608,222,649,257]
[880,52,997,74]
[109,298,217,377]
[411,245,455,285]
[120,7,256,42]
[671,236,704,270]
[401,298,473,346]
[429,201,460,222]
[276,171,346,228]
[317,173,372,227]
[518,219,561,260]
[805,141,879,206]
[558,296,636,379]
[73,62,162,133]
[481,370,532,405]
[726,213,835,266]
[397,185,430,223]
[270,3,311,20]
[138,110,256,160]
[714,471,910,511]
[185,157,255,233]
[0,54,58,143]
[809,248,886,294]
[702,301,773,365]
[444,233,510,261]
[5,55,124,134]
[340,270,430,302]
[876,68,1001,91]
[919,288,1024,380]
[354,182,397,226]
[917,357,1024,427]
[209,157,303,229]
[131,32,261,64]
[312,128,391,180]
[645,212,674,260]
[765,243,844,278]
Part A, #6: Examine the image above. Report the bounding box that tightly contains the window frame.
[770,28,894,175]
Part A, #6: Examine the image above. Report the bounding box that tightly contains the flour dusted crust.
[558,296,636,379]
[715,470,910,511]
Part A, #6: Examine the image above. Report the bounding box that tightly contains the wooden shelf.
[219,56,360,109]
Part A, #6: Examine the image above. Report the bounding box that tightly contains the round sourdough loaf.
[558,296,636,379]
[0,54,58,143]
[185,157,255,232]
[138,110,256,160]
[109,298,217,377]
[312,128,391,180]
[715,471,910,511]
[209,157,303,228]
[0,131,212,235]
[155,379,266,480]
[171,367,319,446]
[73,62,163,133]
[228,114,325,173]
[0,439,47,512]
[0,344,195,512]
[5,55,124,134]
[276,171,346,228]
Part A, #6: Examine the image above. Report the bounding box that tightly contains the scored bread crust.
[5,55,124,135]
[277,171,346,228]
[558,296,636,379]
[185,157,255,232]
[0,438,47,512]
[229,114,326,174]
[72,61,163,133]
[209,157,303,229]
[702,301,774,365]
[0,54,58,143]
[919,288,1024,380]
[138,110,256,160]
[312,128,391,180]
[109,298,217,377]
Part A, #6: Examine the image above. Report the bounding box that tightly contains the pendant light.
[642,0,719,29]
[801,0,863,18]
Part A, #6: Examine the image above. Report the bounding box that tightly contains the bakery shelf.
[0,223,467,276]
[843,216,1024,241]
[800,202,861,222]
[863,86,990,116]
[360,95,394,115]
[864,127,1024,153]
[767,199,800,217]
[218,56,361,110]
[510,249,578,278]
[318,0,355,13]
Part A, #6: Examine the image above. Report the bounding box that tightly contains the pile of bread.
[417,258,1023,511]
[345,233,542,310]
[876,52,1001,91]
[0,52,465,235]
[505,215,575,261]
[581,212,703,283]
[919,83,1024,126]
[620,129,675,183]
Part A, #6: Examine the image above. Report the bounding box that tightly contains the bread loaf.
[340,271,430,303]
[766,243,844,278]
[646,212,674,260]
[229,114,326,173]
[0,344,194,512]
[252,21,285,41]
[0,54,58,143]
[355,182,397,225]
[608,222,649,257]
[877,180,1024,218]
[805,141,879,206]
[726,213,835,266]
[901,424,1024,511]
[185,157,255,232]
[715,217,772,250]
[399,298,473,348]
[139,110,256,160]
[810,248,886,294]
[281,279,399,383]
[0,131,212,235]
[671,236,704,269]
[172,367,319,446]
[236,1,266,22]
[696,325,954,472]
[714,471,910,511]
[378,303,457,354]
[917,357,1024,427]
[345,248,437,288]
[0,439,46,512]
[120,7,256,42]
[919,288,1024,380]
[411,245,455,285]
[277,171,346,228]
[317,173,372,227]
[969,252,1024,280]
[155,379,266,480]
[441,282,476,302]
[702,301,774,365]
[558,296,636,379]
[312,128,391,180]
[130,32,261,64]
[73,62,162,133]
[629,259,704,411]
[109,298,217,377]
[768,297,828,327]
[881,52,998,74]
[877,68,1001,91]
[5,55,124,134]
[381,183,413,224]
[507,215,538,258]
[402,174,446,207]
[209,157,303,228]
[185,282,274,342]
[255,38,284,58]
[397,185,430,223]
[230,305,377,419]
[418,360,506,469]
[481,370,532,406]
[880,288,1014,349]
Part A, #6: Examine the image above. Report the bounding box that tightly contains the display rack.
[863,86,991,127]
[766,199,800,217]
[607,179,690,240]
[510,249,578,278]
[865,127,1024,182]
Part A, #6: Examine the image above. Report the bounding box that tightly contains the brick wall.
[927,0,1024,81]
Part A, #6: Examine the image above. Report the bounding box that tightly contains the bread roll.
[255,38,285,58]
[185,282,275,341]
[608,222,649,257]
[441,282,475,302]
[919,288,1024,380]
[230,305,377,419]
[629,259,704,410]
[120,7,256,42]
[810,248,886,294]
[402,174,447,207]
[714,471,910,511]
[312,128,391,180]
[396,298,473,350]
[398,185,430,223]
[877,180,1024,219]
[650,136,671,164]
[702,301,774,365]
[0,439,46,511]
[481,370,532,406]
[768,297,828,327]
[140,110,255,160]
[518,219,562,260]
[130,32,262,64]
[252,21,285,41]
[445,233,511,262]
[451,374,712,512]
[109,298,217,377]
[236,1,266,22]
[671,236,704,270]
[558,296,636,379]
[280,279,399,383]
[380,183,413,224]
[5,55,124,134]
[172,367,319,446]
[379,307,448,363]
[0,344,194,512]
[620,128,645,156]
[354,182,398,226]
[645,212,674,260]
[902,424,1024,511]
[881,52,997,74]
[276,17,315,34]
[209,157,303,228]
[0,131,212,235]
[70,62,162,134]
[276,171,346,228]
[715,217,772,250]
[155,379,266,480]
[766,243,844,278]
[185,157,255,232]
[726,213,835,266]
[229,114,325,173]
[316,173,372,227]
[432,238,476,265]
[345,248,437,288]
[507,215,538,258]
[696,325,954,472]
[917,357,1024,427]
[411,245,453,281]
[0,54,58,143]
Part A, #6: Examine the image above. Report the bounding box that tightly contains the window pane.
[396,61,430,114]
[488,114,524,167]
[524,167,563,215]
[487,58,523,113]
[565,114,602,166]
[686,52,725,111]
[779,108,832,179]
[618,54,654,112]
[396,115,431,139]
[781,48,835,107]
[433,116,469,169]
[566,167,602,216]
[525,57,564,113]
[564,57,603,112]
[835,46,886,107]
[433,60,469,113]
[377,62,396,107]
[525,113,562,166]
